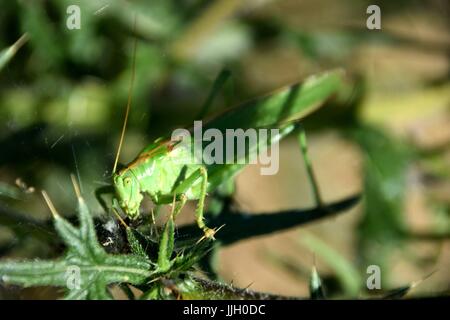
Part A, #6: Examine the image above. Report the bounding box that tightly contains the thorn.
[411,269,438,289]
[70,173,82,199]
[150,208,159,238]
[8,33,28,56]
[94,3,110,15]
[170,194,177,218]
[243,281,254,290]
[41,190,60,219]
[215,224,226,233]
[151,208,156,224]
[195,235,206,245]
[195,224,225,245]
[148,276,161,284]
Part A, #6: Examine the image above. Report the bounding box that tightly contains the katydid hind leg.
[298,128,323,208]
[194,167,217,239]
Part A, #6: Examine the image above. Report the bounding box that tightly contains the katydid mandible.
[97,38,344,241]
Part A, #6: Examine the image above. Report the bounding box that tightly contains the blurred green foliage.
[0,0,448,299]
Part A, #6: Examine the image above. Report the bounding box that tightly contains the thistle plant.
[0,171,361,299]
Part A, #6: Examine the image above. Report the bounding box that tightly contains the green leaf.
[352,126,411,242]
[350,125,413,278]
[157,216,175,272]
[0,193,153,299]
[1,259,68,287]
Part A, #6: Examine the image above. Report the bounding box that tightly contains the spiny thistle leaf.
[126,227,150,259]
[0,191,153,299]
[157,216,175,273]
[181,276,301,300]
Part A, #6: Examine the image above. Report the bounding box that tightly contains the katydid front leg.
[95,185,115,214]
[173,166,215,239]
[171,194,187,219]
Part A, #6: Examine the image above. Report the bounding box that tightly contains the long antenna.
[112,15,138,174]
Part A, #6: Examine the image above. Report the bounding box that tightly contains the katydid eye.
[124,178,131,185]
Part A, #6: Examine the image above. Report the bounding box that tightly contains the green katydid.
[96,38,344,241]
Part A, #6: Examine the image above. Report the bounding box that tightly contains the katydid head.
[113,170,143,220]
